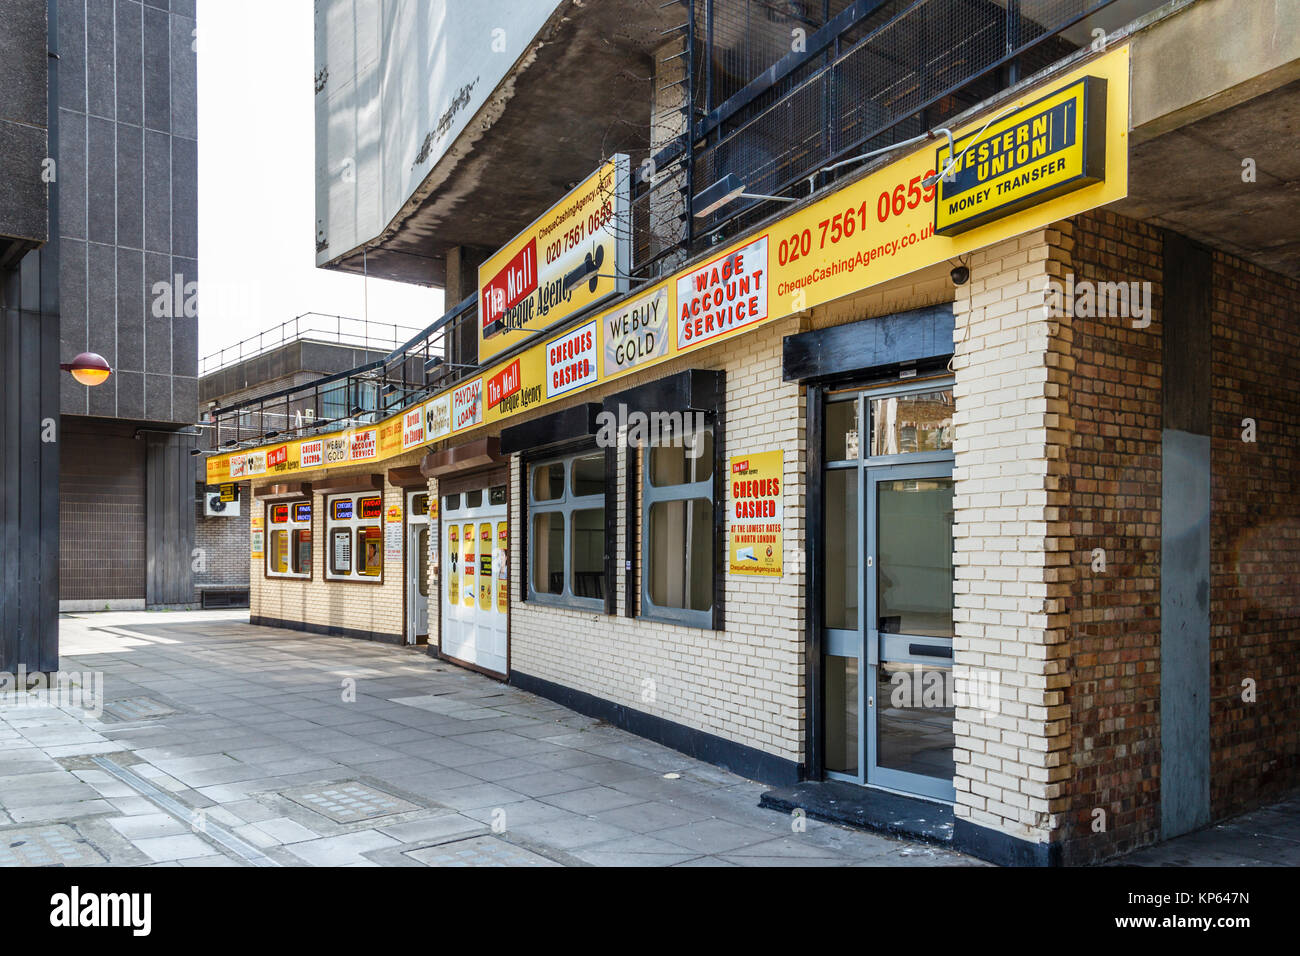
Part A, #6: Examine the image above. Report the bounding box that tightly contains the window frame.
[265,499,313,580]
[525,446,608,611]
[324,492,385,583]
[640,423,718,630]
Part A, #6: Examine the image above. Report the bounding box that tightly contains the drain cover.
[405,835,560,867]
[101,697,177,722]
[279,782,417,823]
[0,825,107,867]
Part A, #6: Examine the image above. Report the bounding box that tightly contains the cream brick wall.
[507,320,808,764]
[250,449,424,640]
[950,227,1075,844]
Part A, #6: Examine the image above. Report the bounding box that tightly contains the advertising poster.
[728,449,784,577]
[477,155,629,363]
[250,514,264,561]
[384,505,403,563]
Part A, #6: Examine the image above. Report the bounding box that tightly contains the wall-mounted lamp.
[692,174,796,218]
[60,351,112,386]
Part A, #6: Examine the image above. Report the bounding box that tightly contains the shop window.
[326,493,383,581]
[642,428,715,628]
[267,500,311,579]
[869,388,953,457]
[527,449,606,609]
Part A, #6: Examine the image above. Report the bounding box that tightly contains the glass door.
[865,465,956,801]
[821,381,955,801]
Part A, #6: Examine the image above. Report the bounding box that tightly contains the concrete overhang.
[1116,0,1300,277]
[320,0,681,288]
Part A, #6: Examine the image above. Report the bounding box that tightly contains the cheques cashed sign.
[546,320,597,398]
[728,449,783,577]
[676,236,768,352]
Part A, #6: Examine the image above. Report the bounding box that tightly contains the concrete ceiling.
[1116,76,1300,279]
[323,0,683,289]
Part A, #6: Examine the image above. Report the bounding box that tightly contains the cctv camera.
[950,265,970,286]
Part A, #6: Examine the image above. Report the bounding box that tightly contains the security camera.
[950,265,970,286]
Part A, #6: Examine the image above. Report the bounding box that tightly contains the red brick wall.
[1209,253,1300,814]
[1061,209,1165,863]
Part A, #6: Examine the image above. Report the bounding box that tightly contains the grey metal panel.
[115,122,144,249]
[57,0,86,113]
[170,135,197,258]
[168,11,196,139]
[145,430,196,605]
[86,116,116,243]
[1160,428,1212,839]
[1163,232,1211,435]
[57,107,87,240]
[1,248,61,672]
[117,368,144,419]
[114,0,143,126]
[86,240,115,361]
[116,245,144,370]
[58,237,87,412]
[85,0,115,119]
[144,371,171,421]
[171,374,196,423]
[0,121,49,243]
[142,3,170,132]
[143,128,170,251]
[0,0,48,126]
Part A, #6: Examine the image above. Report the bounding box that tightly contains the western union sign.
[934,75,1106,236]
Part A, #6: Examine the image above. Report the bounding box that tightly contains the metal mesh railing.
[689,0,1154,243]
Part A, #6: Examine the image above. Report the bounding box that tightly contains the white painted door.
[440,484,508,675]
[406,491,432,644]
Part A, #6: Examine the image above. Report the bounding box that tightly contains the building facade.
[204,0,1300,865]
[1,0,201,668]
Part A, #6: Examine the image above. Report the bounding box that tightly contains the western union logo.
[935,75,1107,236]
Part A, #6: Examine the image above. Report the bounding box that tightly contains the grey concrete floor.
[1,610,1294,868]
[0,611,981,867]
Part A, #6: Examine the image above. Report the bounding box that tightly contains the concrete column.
[950,227,1075,864]
[445,245,488,377]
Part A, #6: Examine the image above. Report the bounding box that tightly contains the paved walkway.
[2,611,1294,868]
[0,611,980,867]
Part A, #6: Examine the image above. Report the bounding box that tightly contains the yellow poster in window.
[478,524,492,611]
[728,449,784,576]
[448,525,460,604]
[461,523,475,607]
[250,514,264,561]
[496,522,509,614]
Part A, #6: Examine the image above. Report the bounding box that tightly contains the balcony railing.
[199,312,426,377]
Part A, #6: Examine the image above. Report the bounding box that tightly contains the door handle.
[909,643,953,659]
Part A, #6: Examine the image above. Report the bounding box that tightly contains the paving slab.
[3,610,1286,868]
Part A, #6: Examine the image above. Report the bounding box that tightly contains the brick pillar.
[950,226,1075,863]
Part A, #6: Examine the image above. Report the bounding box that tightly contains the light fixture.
[264,430,279,439]
[60,351,112,386]
[692,174,796,218]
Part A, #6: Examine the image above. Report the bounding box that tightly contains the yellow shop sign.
[934,75,1107,236]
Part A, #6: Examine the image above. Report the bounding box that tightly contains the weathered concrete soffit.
[321,0,681,288]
